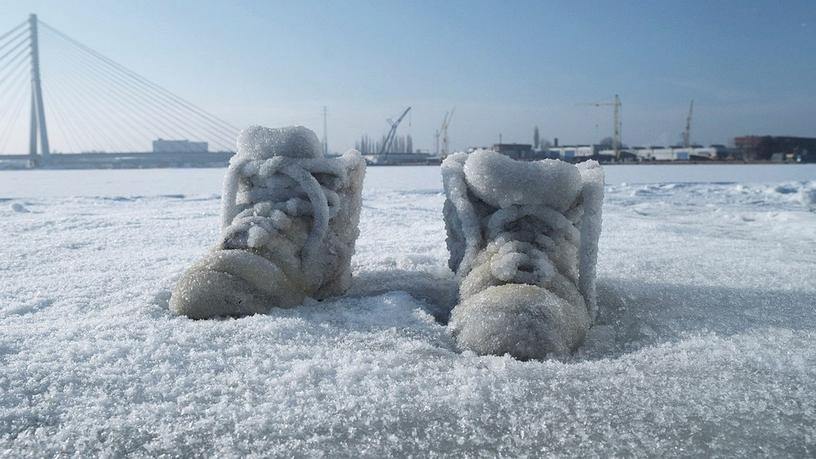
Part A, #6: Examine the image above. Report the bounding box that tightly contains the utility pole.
[682,100,694,148]
[28,14,49,166]
[322,106,328,156]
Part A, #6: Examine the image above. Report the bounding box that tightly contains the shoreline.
[0,159,813,172]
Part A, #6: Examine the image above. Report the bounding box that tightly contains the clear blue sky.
[1,0,814,152]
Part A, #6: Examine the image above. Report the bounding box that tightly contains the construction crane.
[378,106,411,155]
[440,107,455,158]
[577,94,622,160]
[682,100,694,148]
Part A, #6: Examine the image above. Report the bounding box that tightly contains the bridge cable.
[0,25,28,55]
[40,25,237,151]
[43,69,119,152]
[39,22,239,142]
[0,35,30,71]
[41,76,104,153]
[0,84,28,154]
[56,44,235,150]
[41,83,80,153]
[39,21,239,144]
[0,19,27,44]
[0,64,28,144]
[44,42,186,147]
[0,58,29,104]
[59,45,239,147]
[44,48,179,151]
[42,38,201,153]
[0,51,30,91]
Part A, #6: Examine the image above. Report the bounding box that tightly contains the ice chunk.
[462,150,582,211]
[236,125,322,160]
[799,183,816,208]
[10,202,30,213]
[170,126,366,318]
[442,149,604,359]
[575,160,605,318]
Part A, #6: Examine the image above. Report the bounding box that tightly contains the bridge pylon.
[28,14,49,167]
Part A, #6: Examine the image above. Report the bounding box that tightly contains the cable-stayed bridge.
[0,14,239,168]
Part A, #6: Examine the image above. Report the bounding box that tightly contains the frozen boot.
[170,126,366,319]
[442,150,603,359]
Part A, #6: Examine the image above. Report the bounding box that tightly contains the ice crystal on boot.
[442,149,604,359]
[170,126,366,319]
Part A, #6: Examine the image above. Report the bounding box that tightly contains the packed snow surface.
[1,165,816,456]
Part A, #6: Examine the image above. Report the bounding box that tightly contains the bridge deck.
[0,152,235,169]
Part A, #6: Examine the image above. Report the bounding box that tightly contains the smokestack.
[554,137,559,147]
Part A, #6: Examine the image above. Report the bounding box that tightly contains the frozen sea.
[1,164,815,457]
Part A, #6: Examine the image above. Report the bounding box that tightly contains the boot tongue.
[236,125,323,160]
[462,149,582,212]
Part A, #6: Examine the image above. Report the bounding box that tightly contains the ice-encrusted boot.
[170,126,366,319]
[441,149,603,359]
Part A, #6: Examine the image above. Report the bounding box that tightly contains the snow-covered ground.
[1,164,815,456]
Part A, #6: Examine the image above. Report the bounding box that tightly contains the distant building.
[362,152,439,166]
[471,142,745,163]
[630,146,682,161]
[734,136,816,161]
[548,145,600,161]
[708,145,733,160]
[626,146,724,161]
[152,139,208,153]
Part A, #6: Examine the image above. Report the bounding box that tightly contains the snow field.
[1,167,815,456]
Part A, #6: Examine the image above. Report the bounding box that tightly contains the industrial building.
[537,144,729,162]
[548,145,601,160]
[626,146,723,161]
[734,136,816,162]
[362,152,440,166]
